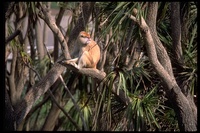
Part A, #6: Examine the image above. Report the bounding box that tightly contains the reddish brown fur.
[65,31,100,69]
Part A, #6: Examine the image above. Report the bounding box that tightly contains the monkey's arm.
[70,40,81,58]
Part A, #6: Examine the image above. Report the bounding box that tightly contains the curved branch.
[38,3,71,60]
[146,2,174,78]
[25,56,82,131]
[14,62,66,126]
[128,9,176,90]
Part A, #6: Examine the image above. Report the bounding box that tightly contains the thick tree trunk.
[170,3,197,130]
[145,2,196,131]
[128,3,197,131]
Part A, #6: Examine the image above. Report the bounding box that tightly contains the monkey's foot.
[61,60,79,69]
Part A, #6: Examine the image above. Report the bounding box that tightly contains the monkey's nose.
[85,38,91,44]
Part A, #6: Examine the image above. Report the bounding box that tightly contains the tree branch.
[5,29,21,45]
[14,62,66,126]
[171,2,184,65]
[128,8,176,91]
[38,3,71,60]
[59,62,132,105]
[60,63,106,83]
[25,63,82,131]
[146,2,174,78]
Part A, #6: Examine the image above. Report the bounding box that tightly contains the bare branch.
[14,3,108,129]
[171,2,184,65]
[5,29,21,45]
[38,3,71,60]
[54,6,66,61]
[128,9,176,90]
[14,62,66,126]
[146,2,174,78]
[26,62,82,131]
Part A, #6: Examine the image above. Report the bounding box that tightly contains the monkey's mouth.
[85,39,91,45]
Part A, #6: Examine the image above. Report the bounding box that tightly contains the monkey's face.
[78,31,91,45]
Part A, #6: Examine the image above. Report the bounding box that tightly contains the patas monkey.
[62,31,100,69]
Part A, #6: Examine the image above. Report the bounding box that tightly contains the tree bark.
[36,19,45,60]
[43,2,50,58]
[28,25,36,87]
[146,2,174,78]
[171,2,184,65]
[5,88,16,131]
[9,45,17,106]
[5,2,15,21]
[41,100,62,131]
[170,2,197,130]
[14,62,66,126]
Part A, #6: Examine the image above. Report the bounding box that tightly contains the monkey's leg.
[78,51,95,68]
[62,58,79,68]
